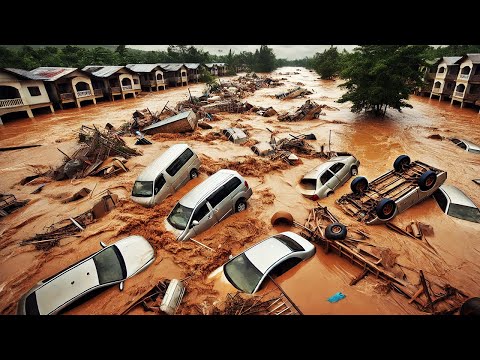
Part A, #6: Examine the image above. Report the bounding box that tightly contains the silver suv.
[165,169,253,241]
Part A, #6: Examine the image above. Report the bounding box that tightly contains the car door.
[191,201,217,236]
[320,168,341,191]
[166,149,191,190]
[329,162,348,185]
[153,174,171,204]
[207,184,232,223]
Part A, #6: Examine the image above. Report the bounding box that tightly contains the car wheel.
[325,222,347,240]
[190,169,198,179]
[375,198,397,220]
[351,166,358,176]
[460,297,480,315]
[418,170,437,191]
[350,176,368,194]
[235,199,247,213]
[393,155,410,172]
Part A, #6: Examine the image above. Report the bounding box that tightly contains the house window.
[28,86,41,96]
[133,79,139,84]
[438,67,445,74]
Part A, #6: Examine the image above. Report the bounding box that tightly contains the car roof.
[35,259,99,315]
[243,232,311,274]
[179,169,241,208]
[136,144,190,181]
[440,185,478,208]
[461,139,480,151]
[223,127,247,140]
[303,156,354,179]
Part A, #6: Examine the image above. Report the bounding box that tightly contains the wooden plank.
[350,269,368,286]
[408,287,424,304]
[419,270,434,312]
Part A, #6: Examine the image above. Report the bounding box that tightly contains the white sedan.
[17,235,155,315]
[223,232,315,294]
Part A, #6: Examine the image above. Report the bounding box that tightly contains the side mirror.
[100,241,107,248]
[119,282,124,291]
[192,220,199,227]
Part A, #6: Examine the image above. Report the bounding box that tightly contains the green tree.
[252,45,276,72]
[313,46,341,79]
[0,47,21,68]
[338,45,427,116]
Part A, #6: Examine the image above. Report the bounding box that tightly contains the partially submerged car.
[131,144,201,207]
[337,155,447,224]
[433,185,480,224]
[223,232,315,294]
[450,138,480,154]
[165,169,253,241]
[223,128,248,144]
[299,155,360,200]
[17,235,155,315]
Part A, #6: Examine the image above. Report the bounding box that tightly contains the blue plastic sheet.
[327,292,346,303]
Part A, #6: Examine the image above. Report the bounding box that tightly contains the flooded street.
[1,67,479,315]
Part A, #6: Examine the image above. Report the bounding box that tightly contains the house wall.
[19,80,50,105]
[71,76,94,97]
[119,73,134,87]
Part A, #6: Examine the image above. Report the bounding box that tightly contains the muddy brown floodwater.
[1,67,479,315]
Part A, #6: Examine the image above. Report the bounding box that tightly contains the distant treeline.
[0,45,283,74]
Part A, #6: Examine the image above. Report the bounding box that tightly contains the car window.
[456,142,467,150]
[447,204,480,223]
[320,170,335,185]
[154,174,166,194]
[468,149,480,154]
[132,181,153,197]
[166,148,194,176]
[433,190,449,213]
[192,203,210,222]
[93,246,126,285]
[224,177,242,195]
[25,292,40,315]
[300,178,317,190]
[273,234,305,251]
[207,187,228,208]
[224,254,263,294]
[269,257,303,278]
[167,203,194,230]
[329,163,345,174]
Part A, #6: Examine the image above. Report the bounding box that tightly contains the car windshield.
[447,204,480,223]
[224,254,263,294]
[167,203,193,230]
[132,181,153,197]
[300,178,317,190]
[93,246,126,285]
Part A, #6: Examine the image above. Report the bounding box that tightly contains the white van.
[131,144,201,207]
[164,169,253,241]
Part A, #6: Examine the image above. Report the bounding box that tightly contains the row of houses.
[0,63,227,123]
[416,54,480,109]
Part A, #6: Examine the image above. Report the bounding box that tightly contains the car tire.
[393,155,410,172]
[418,170,437,191]
[325,222,347,240]
[460,297,480,315]
[351,166,358,176]
[235,199,247,213]
[190,169,198,179]
[376,198,397,220]
[351,176,368,194]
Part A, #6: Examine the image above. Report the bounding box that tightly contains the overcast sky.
[127,45,357,60]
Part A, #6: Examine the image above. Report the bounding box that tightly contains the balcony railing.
[0,98,23,108]
[432,87,442,93]
[60,93,74,101]
[454,91,465,98]
[76,89,92,98]
[122,85,133,91]
[94,89,103,96]
[458,74,470,80]
[111,86,121,93]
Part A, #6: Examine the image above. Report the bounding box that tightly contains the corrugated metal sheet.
[159,63,185,72]
[126,64,160,73]
[3,68,46,81]
[143,111,191,131]
[466,54,480,64]
[205,63,225,68]
[184,63,200,69]
[30,67,78,81]
[82,66,124,78]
